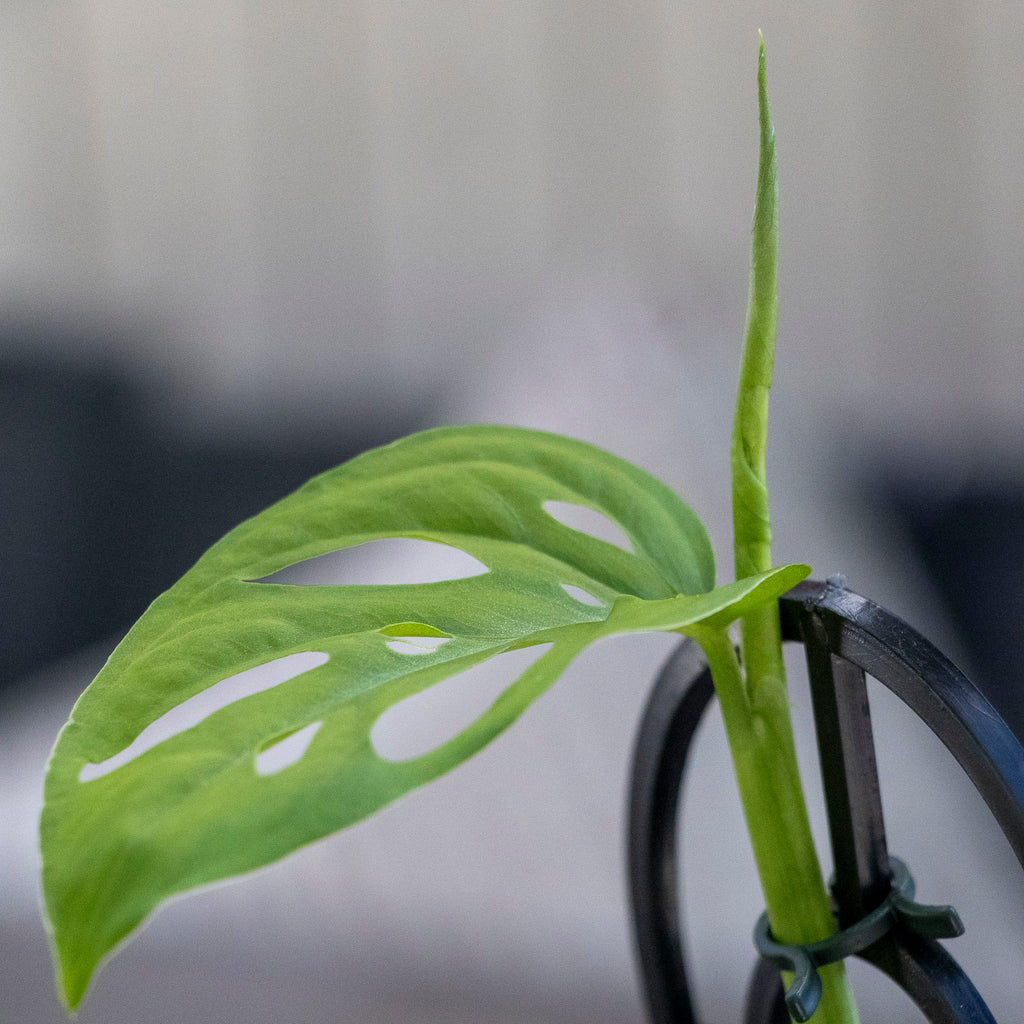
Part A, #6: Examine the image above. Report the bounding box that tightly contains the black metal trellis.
[628,576,1024,1024]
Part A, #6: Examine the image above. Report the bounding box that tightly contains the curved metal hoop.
[628,577,1024,1024]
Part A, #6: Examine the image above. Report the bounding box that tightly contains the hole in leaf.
[255,721,323,776]
[561,584,605,607]
[380,622,453,655]
[370,644,553,762]
[255,538,488,586]
[386,636,452,655]
[542,501,633,553]
[78,651,329,782]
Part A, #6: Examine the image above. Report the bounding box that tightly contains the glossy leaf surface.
[40,425,808,1008]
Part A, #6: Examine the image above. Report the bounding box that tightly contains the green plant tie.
[752,858,964,1022]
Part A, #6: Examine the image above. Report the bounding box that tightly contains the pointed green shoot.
[723,38,861,1024]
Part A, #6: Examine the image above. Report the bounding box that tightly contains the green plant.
[41,40,859,1022]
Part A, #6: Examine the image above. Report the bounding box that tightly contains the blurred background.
[3,2,1022,1021]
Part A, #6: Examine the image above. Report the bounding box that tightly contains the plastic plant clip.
[752,858,964,1022]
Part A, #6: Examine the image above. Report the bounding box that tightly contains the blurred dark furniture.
[883,480,1024,735]
[1,347,427,688]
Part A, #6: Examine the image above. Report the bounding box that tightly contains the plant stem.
[709,37,860,1022]
[689,626,859,1023]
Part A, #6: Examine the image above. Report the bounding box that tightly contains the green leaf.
[40,424,806,1009]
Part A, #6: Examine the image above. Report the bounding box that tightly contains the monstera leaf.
[40,425,807,1008]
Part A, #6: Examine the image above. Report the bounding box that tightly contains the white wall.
[3,2,1021,449]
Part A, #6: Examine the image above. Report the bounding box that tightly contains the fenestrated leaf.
[40,425,807,1009]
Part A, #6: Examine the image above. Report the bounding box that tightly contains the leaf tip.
[44,905,101,1015]
[56,963,88,1017]
[757,33,773,142]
